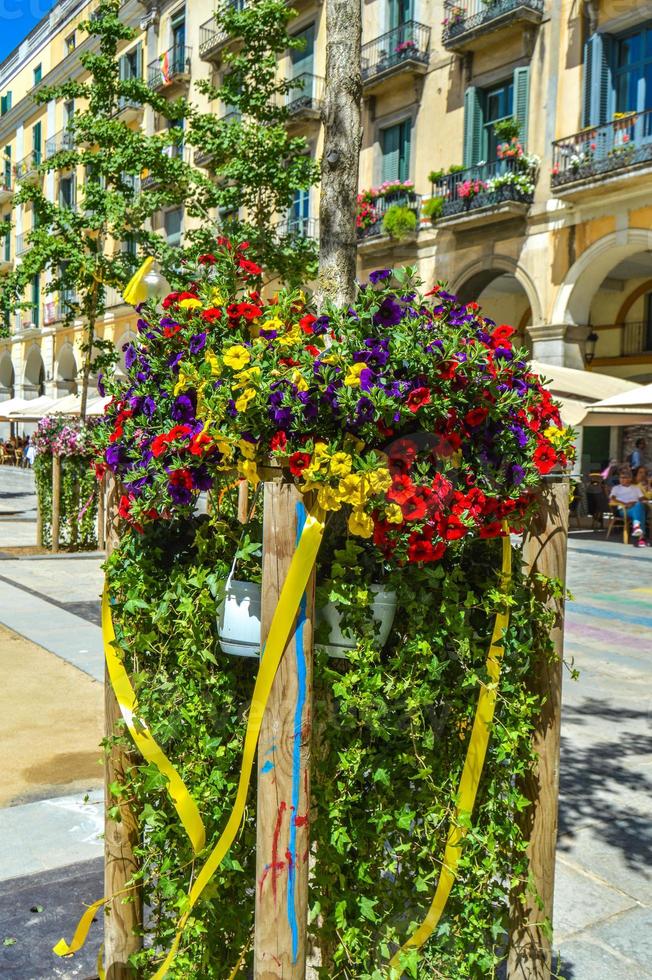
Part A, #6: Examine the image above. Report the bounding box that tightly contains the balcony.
[42,296,77,326]
[285,74,324,122]
[199,2,247,62]
[361,21,430,94]
[590,321,652,368]
[551,110,652,201]
[277,216,319,239]
[0,250,12,273]
[114,96,143,124]
[45,129,75,158]
[14,151,42,183]
[0,168,13,203]
[357,191,422,244]
[432,159,534,228]
[147,45,192,92]
[442,0,544,53]
[141,144,187,190]
[15,233,28,255]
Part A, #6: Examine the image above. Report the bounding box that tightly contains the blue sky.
[0,0,56,63]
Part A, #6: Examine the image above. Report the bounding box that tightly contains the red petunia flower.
[198,253,216,265]
[492,324,516,344]
[406,386,432,413]
[201,307,223,323]
[439,361,458,380]
[440,515,467,541]
[238,258,262,277]
[189,431,215,456]
[169,468,193,490]
[479,521,506,539]
[118,494,133,520]
[270,431,287,452]
[464,407,489,428]
[388,474,415,505]
[178,291,199,303]
[299,314,317,335]
[305,344,320,358]
[533,441,557,474]
[163,324,182,338]
[289,451,311,476]
[162,291,181,309]
[407,538,446,563]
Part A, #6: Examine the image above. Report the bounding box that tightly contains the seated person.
[633,465,652,499]
[610,466,648,547]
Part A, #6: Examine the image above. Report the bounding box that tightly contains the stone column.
[527,324,592,370]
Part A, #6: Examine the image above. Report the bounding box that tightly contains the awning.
[49,393,111,416]
[0,397,34,420]
[582,381,652,427]
[529,360,640,402]
[556,397,589,427]
[4,395,58,421]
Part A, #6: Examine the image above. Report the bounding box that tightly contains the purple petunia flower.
[373,297,403,328]
[509,424,528,448]
[192,466,213,491]
[171,394,196,423]
[97,373,105,397]
[369,268,392,285]
[105,445,126,472]
[168,482,193,506]
[189,332,207,354]
[312,315,330,336]
[143,396,156,417]
[511,464,526,486]
[124,344,137,370]
[167,351,184,373]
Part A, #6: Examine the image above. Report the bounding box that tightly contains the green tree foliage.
[187,0,321,286]
[0,0,215,415]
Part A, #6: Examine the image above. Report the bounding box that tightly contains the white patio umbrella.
[0,397,31,420]
[581,382,652,426]
[5,395,58,421]
[529,360,641,428]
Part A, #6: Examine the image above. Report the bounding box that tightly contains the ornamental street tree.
[187,0,320,287]
[0,0,216,418]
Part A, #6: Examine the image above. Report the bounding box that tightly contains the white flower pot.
[217,580,396,659]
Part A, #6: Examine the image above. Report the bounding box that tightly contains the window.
[3,215,10,261]
[123,233,137,256]
[291,23,315,79]
[119,44,142,82]
[289,189,310,234]
[32,122,42,164]
[463,66,530,167]
[3,146,10,188]
[59,175,75,209]
[66,32,76,54]
[64,100,75,129]
[171,10,186,66]
[381,119,411,182]
[1,92,12,115]
[614,28,652,113]
[33,64,42,86]
[31,274,40,328]
[388,0,412,30]
[164,207,183,247]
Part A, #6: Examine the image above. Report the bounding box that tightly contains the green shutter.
[463,86,484,168]
[513,66,530,150]
[33,122,41,159]
[399,118,411,181]
[118,53,127,81]
[382,124,400,181]
[583,33,612,127]
[135,43,142,79]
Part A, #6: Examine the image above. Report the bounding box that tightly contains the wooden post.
[97,474,106,551]
[36,490,43,548]
[254,482,316,979]
[51,453,61,553]
[238,479,249,524]
[507,479,570,980]
[103,474,143,977]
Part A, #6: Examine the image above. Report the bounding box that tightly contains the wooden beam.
[254,482,316,979]
[103,474,143,977]
[506,479,570,980]
[97,474,106,551]
[51,453,61,553]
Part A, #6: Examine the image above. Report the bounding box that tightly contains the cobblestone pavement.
[0,469,650,978]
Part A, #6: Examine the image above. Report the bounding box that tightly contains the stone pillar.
[527,324,592,370]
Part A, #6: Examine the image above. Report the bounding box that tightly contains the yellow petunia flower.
[223,345,251,370]
[338,473,363,505]
[343,362,366,387]
[385,503,404,524]
[348,508,373,538]
[329,452,353,479]
[317,486,342,512]
[363,467,392,496]
[238,438,257,460]
[235,366,262,388]
[179,297,203,310]
[205,351,221,376]
[235,388,256,412]
[276,327,301,347]
[290,370,309,393]
[173,370,192,396]
[211,287,224,306]
[238,459,260,487]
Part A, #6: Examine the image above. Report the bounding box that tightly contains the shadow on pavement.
[559,697,652,873]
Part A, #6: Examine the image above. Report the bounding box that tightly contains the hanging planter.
[217,579,396,658]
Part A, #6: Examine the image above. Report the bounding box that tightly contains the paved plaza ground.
[0,467,650,978]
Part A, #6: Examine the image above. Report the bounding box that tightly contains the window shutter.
[513,66,530,150]
[399,118,411,181]
[118,53,127,81]
[135,43,143,79]
[583,33,612,127]
[33,122,41,155]
[463,86,484,168]
[382,124,400,182]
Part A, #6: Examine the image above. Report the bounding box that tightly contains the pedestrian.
[610,465,648,547]
[628,438,646,470]
[633,465,652,499]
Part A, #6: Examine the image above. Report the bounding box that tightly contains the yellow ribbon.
[150,504,325,979]
[102,585,206,853]
[123,256,155,306]
[389,529,512,972]
[53,898,108,959]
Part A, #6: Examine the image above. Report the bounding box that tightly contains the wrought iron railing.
[361,21,430,83]
[42,295,78,325]
[45,129,75,157]
[15,233,27,254]
[286,74,324,116]
[443,0,544,44]
[593,321,652,358]
[357,191,422,241]
[551,110,652,188]
[14,151,42,180]
[115,96,142,116]
[199,2,247,58]
[0,163,11,194]
[147,45,192,89]
[141,143,186,189]
[432,158,534,218]
[278,216,319,239]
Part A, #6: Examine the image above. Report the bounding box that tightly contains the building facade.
[0,0,650,468]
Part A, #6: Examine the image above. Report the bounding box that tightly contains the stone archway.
[450,254,543,326]
[23,346,45,399]
[56,343,78,396]
[0,353,14,399]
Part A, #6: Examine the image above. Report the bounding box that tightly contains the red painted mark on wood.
[293,814,308,828]
[259,861,285,901]
[271,801,287,903]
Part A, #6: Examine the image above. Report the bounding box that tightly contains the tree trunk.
[507,480,570,980]
[79,309,96,423]
[317,0,362,308]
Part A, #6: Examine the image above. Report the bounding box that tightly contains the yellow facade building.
[1,0,651,468]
